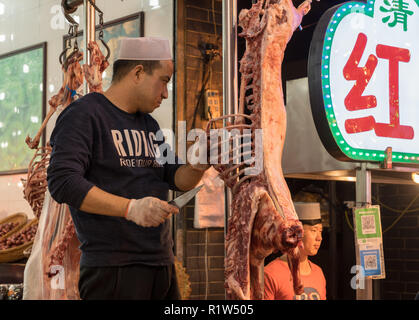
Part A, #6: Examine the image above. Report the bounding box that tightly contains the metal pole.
[329,181,338,300]
[355,162,373,300]
[83,0,95,94]
[222,0,237,228]
[222,0,237,299]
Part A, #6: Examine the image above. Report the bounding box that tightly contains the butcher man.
[47,37,209,300]
[264,202,326,300]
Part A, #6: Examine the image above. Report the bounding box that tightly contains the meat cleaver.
[168,185,203,209]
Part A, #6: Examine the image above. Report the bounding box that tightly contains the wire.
[190,57,215,131]
[300,22,318,30]
[344,208,354,232]
[343,193,419,233]
[190,65,210,131]
[205,228,209,300]
[372,196,419,214]
[212,0,217,37]
[383,193,419,233]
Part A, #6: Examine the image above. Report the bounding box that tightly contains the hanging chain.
[87,0,110,59]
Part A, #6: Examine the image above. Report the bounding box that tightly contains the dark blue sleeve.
[164,155,183,192]
[47,103,95,209]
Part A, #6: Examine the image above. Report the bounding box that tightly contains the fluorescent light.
[0,92,4,100]
[149,0,160,9]
[23,64,30,73]
[0,3,4,15]
[0,34,5,42]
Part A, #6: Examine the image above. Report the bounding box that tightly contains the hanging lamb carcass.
[206,0,315,300]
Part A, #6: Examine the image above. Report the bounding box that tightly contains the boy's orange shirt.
[264,258,326,300]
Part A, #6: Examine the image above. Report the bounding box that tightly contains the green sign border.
[311,0,419,165]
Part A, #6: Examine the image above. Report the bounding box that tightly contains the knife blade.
[168,185,204,209]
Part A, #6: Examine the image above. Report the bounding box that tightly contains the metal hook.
[59,38,72,66]
[100,37,111,61]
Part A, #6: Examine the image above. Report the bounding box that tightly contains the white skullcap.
[116,37,172,61]
[294,202,321,223]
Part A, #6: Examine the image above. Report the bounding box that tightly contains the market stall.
[0,0,418,302]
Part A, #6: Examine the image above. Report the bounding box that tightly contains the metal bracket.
[61,0,83,14]
[382,147,392,169]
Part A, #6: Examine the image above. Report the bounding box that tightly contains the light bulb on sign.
[412,173,419,184]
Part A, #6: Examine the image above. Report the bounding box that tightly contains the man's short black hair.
[111,59,161,83]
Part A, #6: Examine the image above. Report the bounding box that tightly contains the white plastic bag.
[194,167,225,228]
[23,191,81,300]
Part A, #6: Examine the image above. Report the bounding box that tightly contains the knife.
[168,185,204,209]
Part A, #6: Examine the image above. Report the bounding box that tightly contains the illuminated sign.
[308,0,419,165]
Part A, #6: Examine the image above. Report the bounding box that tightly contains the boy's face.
[301,223,323,256]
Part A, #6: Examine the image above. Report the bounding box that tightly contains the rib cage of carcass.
[206,0,314,300]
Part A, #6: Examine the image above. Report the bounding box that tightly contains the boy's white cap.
[116,37,172,61]
[294,202,321,221]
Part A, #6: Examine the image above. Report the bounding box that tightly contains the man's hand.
[125,197,179,227]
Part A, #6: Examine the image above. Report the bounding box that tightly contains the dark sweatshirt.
[47,92,182,267]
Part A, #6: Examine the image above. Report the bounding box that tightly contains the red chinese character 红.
[343,33,378,134]
[342,33,414,140]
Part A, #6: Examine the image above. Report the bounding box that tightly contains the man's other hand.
[125,197,179,227]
